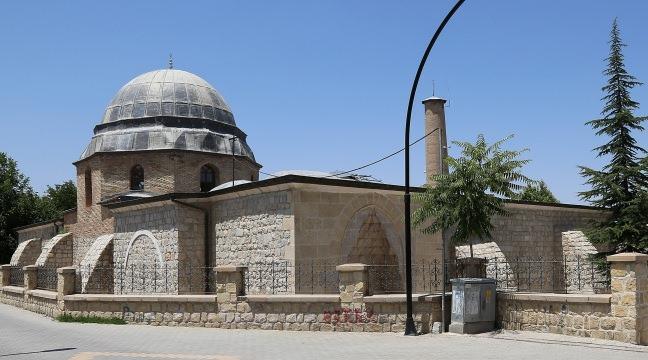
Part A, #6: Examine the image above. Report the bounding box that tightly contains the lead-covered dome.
[79,68,257,164]
[102,69,234,125]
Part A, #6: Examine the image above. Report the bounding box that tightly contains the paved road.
[1,303,647,360]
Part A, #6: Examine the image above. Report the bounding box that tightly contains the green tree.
[0,153,43,264]
[39,180,77,220]
[514,181,558,203]
[579,19,648,253]
[413,134,533,257]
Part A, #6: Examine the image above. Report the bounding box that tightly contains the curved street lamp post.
[403,0,466,336]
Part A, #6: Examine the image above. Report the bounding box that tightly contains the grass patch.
[56,314,126,325]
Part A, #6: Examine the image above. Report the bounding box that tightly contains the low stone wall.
[497,292,619,339]
[496,253,648,345]
[58,293,440,332]
[0,286,60,318]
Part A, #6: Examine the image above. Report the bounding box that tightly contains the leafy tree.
[0,153,43,264]
[39,180,77,220]
[514,181,558,203]
[413,134,533,257]
[0,153,77,264]
[579,19,648,254]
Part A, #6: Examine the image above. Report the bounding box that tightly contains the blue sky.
[1,0,647,204]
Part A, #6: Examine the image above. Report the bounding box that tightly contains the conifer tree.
[579,19,648,253]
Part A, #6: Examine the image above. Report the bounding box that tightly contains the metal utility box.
[449,278,496,334]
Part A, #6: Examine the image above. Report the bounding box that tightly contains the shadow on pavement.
[0,347,77,357]
[481,331,647,353]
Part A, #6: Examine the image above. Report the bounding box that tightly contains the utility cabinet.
[449,278,496,334]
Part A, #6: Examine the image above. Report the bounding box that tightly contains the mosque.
[9,66,605,295]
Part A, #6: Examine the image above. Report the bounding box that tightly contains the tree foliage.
[0,152,76,264]
[39,180,77,220]
[579,19,648,254]
[413,134,534,257]
[513,181,558,203]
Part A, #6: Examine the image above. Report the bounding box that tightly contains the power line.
[322,128,441,178]
[245,127,442,180]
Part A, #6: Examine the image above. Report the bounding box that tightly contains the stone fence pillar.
[215,265,246,313]
[607,253,648,345]
[336,263,369,308]
[0,265,10,287]
[23,265,37,290]
[57,267,76,297]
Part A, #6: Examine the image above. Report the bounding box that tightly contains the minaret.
[422,97,448,182]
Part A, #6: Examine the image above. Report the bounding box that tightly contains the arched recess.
[340,205,404,266]
[340,205,404,293]
[121,230,166,294]
[123,230,164,266]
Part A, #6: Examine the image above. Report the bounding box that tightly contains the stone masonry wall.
[212,191,294,292]
[293,187,440,266]
[456,203,606,261]
[60,296,439,332]
[112,204,181,294]
[0,288,60,318]
[16,223,58,243]
[497,294,620,340]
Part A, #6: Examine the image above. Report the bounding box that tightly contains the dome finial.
[168,53,173,69]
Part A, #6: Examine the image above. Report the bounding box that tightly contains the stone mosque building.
[9,67,605,295]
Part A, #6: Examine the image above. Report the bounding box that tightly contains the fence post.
[23,265,37,290]
[607,253,648,345]
[0,265,10,287]
[215,265,246,313]
[57,267,76,297]
[336,263,369,307]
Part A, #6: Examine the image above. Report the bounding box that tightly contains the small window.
[130,165,144,191]
[84,169,92,207]
[200,165,218,192]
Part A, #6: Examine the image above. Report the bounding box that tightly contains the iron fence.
[244,261,339,295]
[9,266,23,286]
[367,261,442,294]
[65,256,611,295]
[78,264,213,295]
[483,256,611,294]
[36,267,58,291]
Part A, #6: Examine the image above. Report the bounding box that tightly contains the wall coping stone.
[336,263,368,272]
[22,265,37,271]
[0,265,10,270]
[497,291,611,304]
[27,289,58,300]
[214,265,247,273]
[607,252,648,262]
[364,294,438,303]
[62,294,218,302]
[245,294,340,303]
[57,266,76,274]
[2,286,25,295]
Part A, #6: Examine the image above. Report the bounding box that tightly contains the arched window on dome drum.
[200,165,218,192]
[84,169,92,207]
[130,165,144,191]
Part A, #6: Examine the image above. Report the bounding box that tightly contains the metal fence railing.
[483,256,611,294]
[245,261,340,295]
[9,266,23,286]
[60,256,612,295]
[36,267,58,291]
[77,264,214,295]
